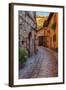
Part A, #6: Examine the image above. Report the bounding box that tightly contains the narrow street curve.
[19,47,58,79]
[31,47,58,78]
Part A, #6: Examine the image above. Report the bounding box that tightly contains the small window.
[22,40,24,45]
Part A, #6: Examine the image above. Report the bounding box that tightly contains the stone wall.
[19,11,36,56]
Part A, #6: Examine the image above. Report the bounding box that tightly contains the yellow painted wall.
[48,13,58,49]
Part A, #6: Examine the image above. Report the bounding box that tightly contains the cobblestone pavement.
[19,47,58,79]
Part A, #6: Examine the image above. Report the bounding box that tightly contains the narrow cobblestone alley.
[19,47,58,79]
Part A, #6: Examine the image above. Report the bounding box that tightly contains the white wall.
[0,0,66,90]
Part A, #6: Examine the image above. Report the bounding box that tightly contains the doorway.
[38,36,44,46]
[38,36,47,47]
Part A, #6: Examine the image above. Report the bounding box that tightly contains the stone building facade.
[19,11,37,56]
[35,13,58,51]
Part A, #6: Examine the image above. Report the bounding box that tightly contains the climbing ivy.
[50,23,56,31]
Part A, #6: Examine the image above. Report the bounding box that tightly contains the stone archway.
[38,36,44,46]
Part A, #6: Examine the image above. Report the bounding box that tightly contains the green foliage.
[51,23,56,31]
[19,48,28,64]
